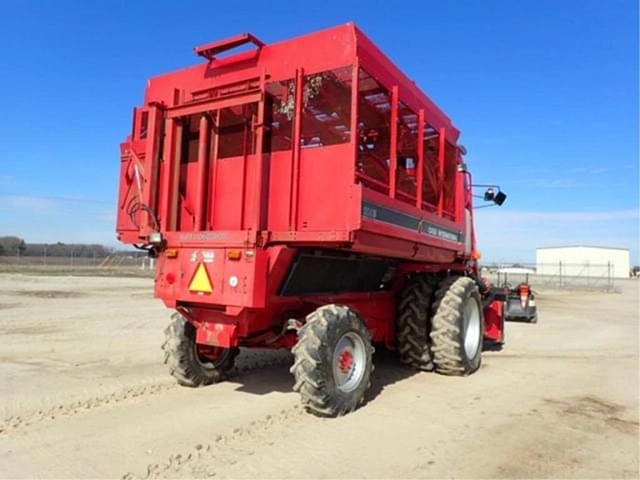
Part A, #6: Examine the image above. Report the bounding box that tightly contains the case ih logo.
[190,250,216,263]
[362,205,378,219]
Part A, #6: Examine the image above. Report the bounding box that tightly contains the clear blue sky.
[0,0,638,262]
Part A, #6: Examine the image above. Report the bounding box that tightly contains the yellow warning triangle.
[189,262,213,293]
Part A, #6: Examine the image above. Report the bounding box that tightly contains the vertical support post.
[416,109,425,209]
[350,61,359,183]
[608,261,612,291]
[249,68,267,233]
[194,114,210,231]
[143,104,164,235]
[208,110,221,230]
[239,104,249,230]
[169,120,184,231]
[454,150,464,225]
[289,68,304,230]
[389,85,399,199]
[437,127,446,217]
[159,118,177,231]
[142,109,155,216]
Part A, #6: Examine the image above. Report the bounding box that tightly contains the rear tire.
[162,312,238,387]
[290,304,373,417]
[430,276,484,376]
[396,274,438,370]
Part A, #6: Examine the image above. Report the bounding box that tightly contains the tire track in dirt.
[121,405,308,479]
[1,351,293,435]
[0,382,177,434]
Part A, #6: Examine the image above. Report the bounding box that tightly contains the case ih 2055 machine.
[117,24,533,416]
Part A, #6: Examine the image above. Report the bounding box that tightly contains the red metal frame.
[116,23,505,351]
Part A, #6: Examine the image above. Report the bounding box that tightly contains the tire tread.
[430,276,482,376]
[162,312,237,387]
[396,275,438,371]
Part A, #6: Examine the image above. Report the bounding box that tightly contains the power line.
[0,193,111,205]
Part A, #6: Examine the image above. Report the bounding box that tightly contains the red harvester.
[117,24,527,416]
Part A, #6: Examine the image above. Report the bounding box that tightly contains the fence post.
[607,261,612,291]
[559,260,563,288]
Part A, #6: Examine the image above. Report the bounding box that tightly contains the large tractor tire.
[290,304,374,417]
[162,312,238,387]
[396,274,439,371]
[430,276,484,376]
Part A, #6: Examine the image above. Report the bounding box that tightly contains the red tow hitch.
[196,323,239,348]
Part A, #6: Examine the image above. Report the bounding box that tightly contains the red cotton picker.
[116,24,534,417]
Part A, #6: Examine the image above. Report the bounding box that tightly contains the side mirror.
[473,184,507,209]
[483,187,507,206]
[484,188,496,202]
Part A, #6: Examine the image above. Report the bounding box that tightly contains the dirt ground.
[0,274,638,479]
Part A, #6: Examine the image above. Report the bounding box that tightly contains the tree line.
[0,236,128,257]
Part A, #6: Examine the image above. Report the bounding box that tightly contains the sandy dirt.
[0,273,638,479]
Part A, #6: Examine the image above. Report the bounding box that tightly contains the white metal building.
[536,246,630,279]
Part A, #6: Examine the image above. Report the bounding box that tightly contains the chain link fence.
[0,255,628,290]
[0,254,154,277]
[483,262,620,292]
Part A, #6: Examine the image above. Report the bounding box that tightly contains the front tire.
[430,276,484,376]
[290,304,373,417]
[162,312,238,387]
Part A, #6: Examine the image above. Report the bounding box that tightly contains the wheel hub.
[332,332,367,393]
[339,349,354,374]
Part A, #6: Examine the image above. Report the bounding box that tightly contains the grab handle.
[194,33,265,61]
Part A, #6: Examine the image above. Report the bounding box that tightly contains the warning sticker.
[188,263,213,293]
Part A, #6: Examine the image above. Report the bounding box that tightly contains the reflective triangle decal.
[189,262,213,293]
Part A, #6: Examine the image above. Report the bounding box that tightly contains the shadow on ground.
[483,339,504,352]
[228,346,420,402]
[366,348,420,404]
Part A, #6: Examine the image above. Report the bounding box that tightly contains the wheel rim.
[463,297,481,359]
[194,344,230,369]
[332,332,367,393]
